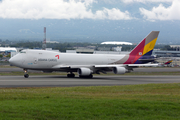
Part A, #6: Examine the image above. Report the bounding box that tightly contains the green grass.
[0,83,180,119]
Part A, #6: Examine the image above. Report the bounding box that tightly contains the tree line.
[10,41,176,52]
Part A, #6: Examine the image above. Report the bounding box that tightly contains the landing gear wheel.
[89,74,93,78]
[67,74,75,78]
[79,75,83,78]
[79,74,93,78]
[24,69,29,78]
[24,74,29,78]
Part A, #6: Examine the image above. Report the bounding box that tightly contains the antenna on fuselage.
[42,27,46,50]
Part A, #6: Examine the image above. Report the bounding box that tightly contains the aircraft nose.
[9,57,16,65]
[9,56,21,66]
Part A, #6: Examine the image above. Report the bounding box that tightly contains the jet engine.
[113,67,126,74]
[77,68,92,76]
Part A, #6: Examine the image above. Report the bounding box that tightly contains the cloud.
[0,0,132,20]
[19,29,35,34]
[139,0,180,21]
[123,0,173,3]
[95,8,132,20]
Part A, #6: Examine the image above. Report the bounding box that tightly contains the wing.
[95,64,158,68]
[52,64,95,69]
[95,64,158,73]
[52,63,158,74]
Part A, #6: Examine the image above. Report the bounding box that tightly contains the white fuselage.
[10,49,126,70]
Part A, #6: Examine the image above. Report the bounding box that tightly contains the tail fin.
[129,31,159,56]
[124,31,159,64]
[164,60,173,65]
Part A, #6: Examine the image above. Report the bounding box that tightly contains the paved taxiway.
[0,67,180,88]
[0,75,180,88]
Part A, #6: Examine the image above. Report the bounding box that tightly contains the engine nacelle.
[113,67,126,74]
[77,68,92,76]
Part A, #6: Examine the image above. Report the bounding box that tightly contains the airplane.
[9,31,159,78]
[158,60,173,67]
[164,60,173,65]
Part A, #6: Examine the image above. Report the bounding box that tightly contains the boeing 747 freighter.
[9,31,159,78]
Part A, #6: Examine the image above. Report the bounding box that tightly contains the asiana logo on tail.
[139,52,142,55]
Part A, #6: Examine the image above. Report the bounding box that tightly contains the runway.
[0,75,180,88]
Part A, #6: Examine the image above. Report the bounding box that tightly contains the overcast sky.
[0,0,179,21]
[0,0,180,43]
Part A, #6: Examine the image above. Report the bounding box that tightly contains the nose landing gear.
[24,69,29,78]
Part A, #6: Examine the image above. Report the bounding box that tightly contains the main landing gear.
[24,69,29,78]
[67,73,75,78]
[79,74,93,78]
[67,73,93,78]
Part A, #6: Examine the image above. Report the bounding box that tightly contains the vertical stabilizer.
[124,31,159,64]
[164,60,173,65]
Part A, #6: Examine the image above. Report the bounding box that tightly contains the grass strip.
[0,83,180,119]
